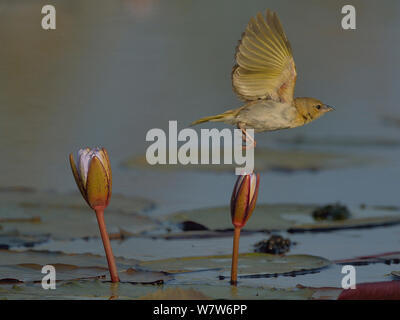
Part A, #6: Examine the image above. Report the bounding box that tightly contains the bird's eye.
[315,105,321,110]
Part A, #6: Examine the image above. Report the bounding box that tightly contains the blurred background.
[0,0,399,215]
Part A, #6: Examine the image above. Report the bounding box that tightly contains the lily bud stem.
[230,226,241,286]
[95,209,120,283]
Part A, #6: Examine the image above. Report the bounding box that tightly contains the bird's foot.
[242,139,256,150]
[240,128,256,150]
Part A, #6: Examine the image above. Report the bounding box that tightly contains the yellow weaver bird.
[191,9,334,148]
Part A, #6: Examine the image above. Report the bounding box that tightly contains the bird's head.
[294,97,334,123]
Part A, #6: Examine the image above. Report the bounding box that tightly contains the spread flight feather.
[191,9,333,135]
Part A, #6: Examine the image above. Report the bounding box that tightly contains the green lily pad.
[0,265,171,284]
[30,233,267,262]
[138,253,331,277]
[335,252,400,266]
[0,232,48,249]
[0,190,159,240]
[0,249,139,269]
[139,287,210,300]
[0,281,315,300]
[0,250,170,284]
[168,203,400,232]
[0,264,108,283]
[118,268,171,284]
[139,284,315,300]
[122,147,372,173]
[0,280,158,300]
[278,134,400,148]
[0,188,154,213]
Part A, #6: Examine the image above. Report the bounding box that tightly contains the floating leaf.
[168,204,400,233]
[305,286,342,300]
[118,268,171,284]
[0,264,107,283]
[0,280,157,300]
[122,147,372,173]
[140,287,210,300]
[31,234,266,262]
[156,230,253,240]
[278,134,400,148]
[186,284,316,300]
[335,252,400,266]
[138,285,313,300]
[0,281,315,300]
[0,188,154,213]
[0,190,159,240]
[0,250,170,284]
[0,232,48,249]
[337,281,400,300]
[139,253,331,277]
[0,249,139,269]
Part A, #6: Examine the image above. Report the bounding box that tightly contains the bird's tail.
[190,108,241,126]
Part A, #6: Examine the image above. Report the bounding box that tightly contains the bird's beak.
[323,104,335,112]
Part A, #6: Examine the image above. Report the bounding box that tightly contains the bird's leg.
[242,130,256,150]
[238,124,256,150]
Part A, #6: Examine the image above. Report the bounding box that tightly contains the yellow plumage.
[191,9,333,137]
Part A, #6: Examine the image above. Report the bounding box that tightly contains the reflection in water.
[109,282,119,300]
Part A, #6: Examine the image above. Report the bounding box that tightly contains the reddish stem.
[231,226,241,285]
[95,209,120,283]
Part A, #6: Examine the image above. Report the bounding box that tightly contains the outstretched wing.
[232,9,297,104]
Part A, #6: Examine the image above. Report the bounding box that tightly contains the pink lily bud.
[230,172,260,228]
[69,147,112,211]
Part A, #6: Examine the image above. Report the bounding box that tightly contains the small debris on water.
[254,235,292,254]
[180,220,209,231]
[312,203,351,221]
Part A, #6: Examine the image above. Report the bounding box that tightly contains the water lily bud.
[230,172,259,228]
[69,147,112,210]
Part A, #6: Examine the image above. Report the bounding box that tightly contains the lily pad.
[118,268,171,284]
[139,285,315,300]
[168,203,400,233]
[0,281,315,300]
[138,253,331,277]
[0,249,139,269]
[0,264,108,283]
[139,287,210,300]
[0,266,171,284]
[335,252,400,266]
[31,233,267,262]
[0,190,159,240]
[188,284,315,300]
[122,147,372,173]
[337,281,400,300]
[278,134,400,148]
[0,232,48,249]
[391,271,400,279]
[0,250,170,284]
[0,280,158,300]
[0,188,154,213]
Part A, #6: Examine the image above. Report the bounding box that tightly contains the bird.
[191,9,334,148]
